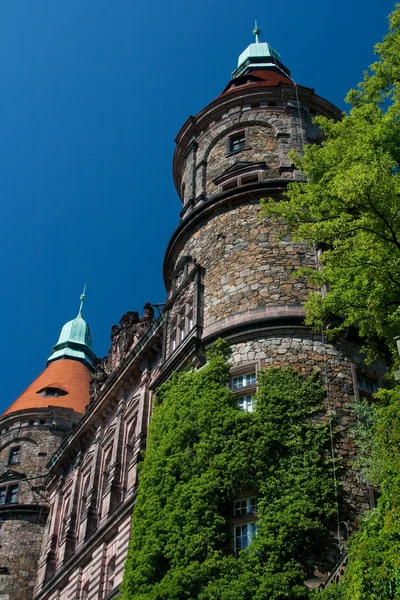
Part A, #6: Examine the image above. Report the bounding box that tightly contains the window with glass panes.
[170,300,195,355]
[234,496,257,516]
[237,394,255,412]
[171,320,177,351]
[8,446,20,465]
[0,484,19,504]
[358,376,378,394]
[229,132,246,153]
[231,372,256,390]
[234,522,257,555]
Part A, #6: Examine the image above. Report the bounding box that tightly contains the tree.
[120,341,337,600]
[261,7,400,597]
[338,388,400,599]
[260,4,400,360]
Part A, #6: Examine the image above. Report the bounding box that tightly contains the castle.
[0,28,388,600]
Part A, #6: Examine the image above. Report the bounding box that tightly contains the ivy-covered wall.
[121,341,338,600]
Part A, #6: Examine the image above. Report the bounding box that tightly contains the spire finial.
[253,21,261,43]
[78,284,86,317]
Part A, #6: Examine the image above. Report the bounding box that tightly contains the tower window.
[358,376,378,395]
[241,174,259,185]
[8,446,20,465]
[231,372,256,390]
[237,394,255,413]
[222,179,238,191]
[228,131,246,153]
[0,484,19,505]
[234,522,257,556]
[37,387,67,398]
[234,496,257,516]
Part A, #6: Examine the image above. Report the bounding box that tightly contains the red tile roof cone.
[1,290,95,417]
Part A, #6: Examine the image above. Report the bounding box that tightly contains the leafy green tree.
[337,387,400,598]
[260,5,400,360]
[261,7,400,597]
[121,341,337,600]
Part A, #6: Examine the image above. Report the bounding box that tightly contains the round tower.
[162,30,388,583]
[0,293,94,600]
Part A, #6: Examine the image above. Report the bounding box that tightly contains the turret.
[0,292,95,600]
[159,27,388,587]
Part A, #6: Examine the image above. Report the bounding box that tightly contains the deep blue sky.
[0,0,395,412]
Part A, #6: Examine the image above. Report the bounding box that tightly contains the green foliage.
[336,386,400,599]
[260,4,400,360]
[121,342,337,600]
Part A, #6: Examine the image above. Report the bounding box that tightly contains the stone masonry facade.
[0,51,391,599]
[176,201,314,331]
[0,410,79,600]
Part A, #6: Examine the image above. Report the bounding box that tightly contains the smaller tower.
[0,293,95,600]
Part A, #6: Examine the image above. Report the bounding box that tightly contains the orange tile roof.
[2,359,91,416]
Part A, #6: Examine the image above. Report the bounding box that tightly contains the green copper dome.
[47,290,96,372]
[232,24,290,79]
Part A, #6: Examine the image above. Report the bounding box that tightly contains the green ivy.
[121,340,338,600]
[329,386,400,599]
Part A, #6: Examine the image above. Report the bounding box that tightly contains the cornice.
[163,180,288,289]
[173,82,342,196]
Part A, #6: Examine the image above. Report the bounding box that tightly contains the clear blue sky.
[0,0,395,413]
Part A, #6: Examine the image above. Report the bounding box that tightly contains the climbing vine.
[326,386,400,599]
[121,340,337,600]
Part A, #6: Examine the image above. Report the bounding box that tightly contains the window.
[171,320,177,351]
[0,484,19,505]
[234,522,257,556]
[231,372,256,390]
[234,496,257,516]
[358,376,378,395]
[229,132,246,153]
[79,473,90,522]
[106,557,116,595]
[187,303,194,331]
[222,180,238,191]
[81,583,89,600]
[101,450,112,498]
[37,387,67,398]
[9,446,20,465]
[170,301,195,355]
[237,394,254,413]
[241,174,259,185]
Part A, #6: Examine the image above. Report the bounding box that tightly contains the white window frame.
[231,371,256,391]
[237,394,255,413]
[233,521,257,556]
[234,496,257,516]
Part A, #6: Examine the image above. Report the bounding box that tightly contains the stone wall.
[0,411,78,600]
[176,95,325,207]
[205,124,280,195]
[229,333,388,522]
[0,517,45,600]
[176,201,314,330]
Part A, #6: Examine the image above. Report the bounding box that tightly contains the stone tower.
[160,28,387,584]
[0,293,94,600]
